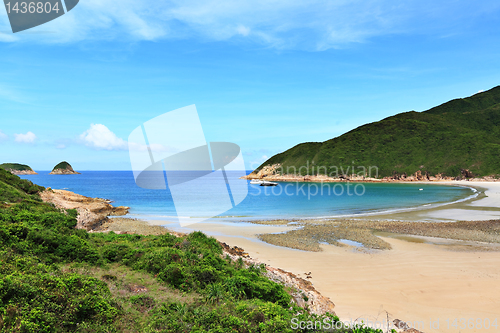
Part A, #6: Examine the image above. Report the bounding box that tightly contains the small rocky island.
[49,161,81,175]
[0,163,37,175]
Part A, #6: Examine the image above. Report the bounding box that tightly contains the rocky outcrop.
[40,189,129,230]
[8,169,38,175]
[49,161,80,175]
[245,164,498,183]
[460,168,474,179]
[265,266,336,315]
[386,170,431,182]
[243,163,283,180]
[49,169,80,175]
[220,242,336,316]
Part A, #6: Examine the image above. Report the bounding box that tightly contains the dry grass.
[98,217,172,235]
[61,263,200,332]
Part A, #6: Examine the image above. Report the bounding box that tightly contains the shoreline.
[132,181,500,333]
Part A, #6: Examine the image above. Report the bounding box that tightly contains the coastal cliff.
[0,163,37,175]
[49,161,80,175]
[41,189,128,230]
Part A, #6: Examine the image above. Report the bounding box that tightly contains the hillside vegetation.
[52,161,73,171]
[257,86,500,178]
[0,163,34,172]
[0,168,386,333]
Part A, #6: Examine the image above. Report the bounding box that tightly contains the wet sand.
[367,181,500,222]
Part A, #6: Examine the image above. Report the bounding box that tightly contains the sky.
[1,0,500,171]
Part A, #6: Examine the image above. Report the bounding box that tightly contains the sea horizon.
[20,170,475,222]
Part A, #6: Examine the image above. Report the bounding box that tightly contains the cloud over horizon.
[14,131,36,143]
[79,124,127,150]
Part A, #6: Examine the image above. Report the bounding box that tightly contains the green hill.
[0,163,34,172]
[52,161,72,171]
[50,161,80,174]
[256,85,500,178]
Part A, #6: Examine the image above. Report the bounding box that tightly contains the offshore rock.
[49,161,81,175]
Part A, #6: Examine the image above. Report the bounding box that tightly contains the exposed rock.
[243,163,283,180]
[393,319,425,333]
[126,284,148,293]
[461,168,474,179]
[8,169,38,175]
[220,242,250,258]
[49,161,80,175]
[40,189,129,230]
[243,164,499,183]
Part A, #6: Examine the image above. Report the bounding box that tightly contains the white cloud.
[0,130,7,142]
[14,131,36,143]
[2,0,498,50]
[80,123,127,150]
[236,25,251,36]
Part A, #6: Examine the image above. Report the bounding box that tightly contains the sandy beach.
[129,181,500,333]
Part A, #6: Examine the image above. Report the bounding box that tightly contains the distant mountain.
[0,163,37,175]
[254,85,500,179]
[50,161,80,175]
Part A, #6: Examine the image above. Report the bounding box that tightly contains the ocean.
[20,171,474,221]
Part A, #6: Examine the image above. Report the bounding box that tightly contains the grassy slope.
[257,86,500,178]
[0,168,385,333]
[0,163,34,172]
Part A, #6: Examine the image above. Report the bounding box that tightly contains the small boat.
[250,179,263,185]
[260,181,278,187]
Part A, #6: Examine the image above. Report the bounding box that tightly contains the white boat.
[260,181,278,186]
[250,179,263,185]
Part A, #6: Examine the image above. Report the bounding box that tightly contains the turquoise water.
[20,171,474,221]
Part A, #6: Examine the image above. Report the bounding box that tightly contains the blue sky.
[1,0,500,170]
